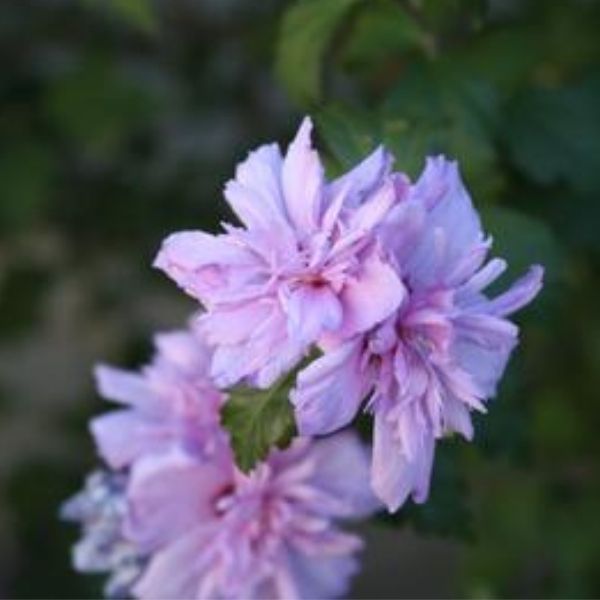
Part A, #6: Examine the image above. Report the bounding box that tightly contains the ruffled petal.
[308,431,382,518]
[485,265,544,317]
[346,179,395,232]
[284,546,361,600]
[209,304,305,389]
[405,156,484,285]
[378,197,425,265]
[281,117,325,236]
[224,142,290,231]
[443,394,474,440]
[198,301,274,347]
[452,313,519,398]
[125,448,232,551]
[94,365,156,408]
[327,145,393,208]
[282,284,343,344]
[133,527,213,600]
[153,231,257,304]
[90,411,167,469]
[338,249,405,338]
[291,339,371,435]
[153,330,211,376]
[371,411,435,512]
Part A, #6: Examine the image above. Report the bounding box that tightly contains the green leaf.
[341,0,427,68]
[501,75,600,193]
[275,0,363,106]
[221,374,297,473]
[84,0,157,33]
[315,105,380,172]
[382,61,500,188]
[111,0,156,32]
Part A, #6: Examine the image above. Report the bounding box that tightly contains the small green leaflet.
[221,373,298,473]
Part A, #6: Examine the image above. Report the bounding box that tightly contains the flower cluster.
[64,326,378,599]
[155,118,543,512]
[65,117,543,598]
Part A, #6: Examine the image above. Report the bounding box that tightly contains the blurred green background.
[0,0,599,598]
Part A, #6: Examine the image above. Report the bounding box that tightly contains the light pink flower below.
[126,432,380,600]
[91,326,224,470]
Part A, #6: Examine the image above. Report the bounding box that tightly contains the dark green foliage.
[501,75,600,193]
[0,142,55,232]
[0,263,52,339]
[6,461,101,599]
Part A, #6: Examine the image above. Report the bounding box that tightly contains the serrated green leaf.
[275,0,363,106]
[221,374,297,473]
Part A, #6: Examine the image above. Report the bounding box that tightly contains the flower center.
[213,472,293,558]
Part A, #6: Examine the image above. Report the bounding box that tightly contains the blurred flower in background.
[1,0,600,598]
[60,470,147,599]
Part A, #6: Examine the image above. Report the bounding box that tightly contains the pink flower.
[154,117,404,389]
[125,432,379,600]
[292,156,544,512]
[91,327,224,470]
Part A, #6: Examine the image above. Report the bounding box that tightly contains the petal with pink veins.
[153,231,256,303]
[281,117,325,236]
[282,284,343,344]
[338,249,405,339]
